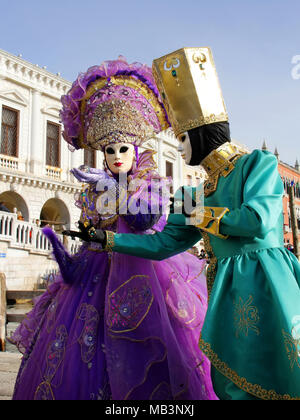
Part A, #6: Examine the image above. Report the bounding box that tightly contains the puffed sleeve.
[220,150,284,238]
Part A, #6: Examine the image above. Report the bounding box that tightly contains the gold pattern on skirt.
[233,295,260,338]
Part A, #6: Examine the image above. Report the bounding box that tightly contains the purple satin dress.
[10,164,217,401]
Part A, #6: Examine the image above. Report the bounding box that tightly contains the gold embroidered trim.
[105,230,115,252]
[201,142,248,197]
[34,381,55,400]
[199,337,300,400]
[201,142,248,178]
[76,303,100,364]
[202,232,217,300]
[107,274,153,334]
[172,113,228,137]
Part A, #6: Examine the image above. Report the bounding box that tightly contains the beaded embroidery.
[77,303,100,364]
[107,275,153,333]
[86,100,154,151]
[34,325,68,400]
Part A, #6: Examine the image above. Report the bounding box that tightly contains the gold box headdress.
[152,47,228,137]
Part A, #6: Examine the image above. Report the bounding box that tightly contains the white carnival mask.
[104,142,135,174]
[177,132,192,165]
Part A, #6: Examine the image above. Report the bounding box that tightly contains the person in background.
[0,202,10,212]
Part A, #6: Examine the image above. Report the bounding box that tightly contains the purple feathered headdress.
[60,56,170,151]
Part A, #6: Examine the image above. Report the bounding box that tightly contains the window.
[166,161,173,178]
[46,121,60,167]
[84,149,96,168]
[0,106,19,157]
[166,161,174,194]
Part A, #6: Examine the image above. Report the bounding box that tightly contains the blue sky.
[1,0,299,166]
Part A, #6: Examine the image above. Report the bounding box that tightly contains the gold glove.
[190,206,229,239]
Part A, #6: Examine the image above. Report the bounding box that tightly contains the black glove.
[62,221,107,246]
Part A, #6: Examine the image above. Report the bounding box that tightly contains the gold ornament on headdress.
[78,75,169,150]
[86,100,154,150]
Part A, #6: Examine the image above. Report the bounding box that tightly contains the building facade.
[0,49,85,289]
[277,159,300,248]
[262,142,300,248]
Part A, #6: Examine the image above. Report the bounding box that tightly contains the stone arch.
[0,190,29,221]
[39,198,71,233]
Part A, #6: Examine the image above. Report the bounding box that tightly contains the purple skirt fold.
[11,225,217,400]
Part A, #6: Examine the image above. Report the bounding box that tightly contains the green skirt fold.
[200,247,300,400]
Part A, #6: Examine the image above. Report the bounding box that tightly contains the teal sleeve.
[113,214,202,261]
[220,150,284,239]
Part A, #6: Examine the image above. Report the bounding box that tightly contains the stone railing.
[45,165,62,180]
[0,154,18,171]
[0,211,81,254]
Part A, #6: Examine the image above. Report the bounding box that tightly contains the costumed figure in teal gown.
[64,48,300,400]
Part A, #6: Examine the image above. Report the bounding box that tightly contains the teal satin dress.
[111,149,300,400]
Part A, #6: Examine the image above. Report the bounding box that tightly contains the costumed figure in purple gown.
[10,57,217,400]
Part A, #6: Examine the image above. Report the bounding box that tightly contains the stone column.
[71,149,83,169]
[174,152,183,192]
[29,89,43,174]
[69,149,83,182]
[156,135,163,175]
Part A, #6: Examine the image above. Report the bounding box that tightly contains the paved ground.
[0,352,22,400]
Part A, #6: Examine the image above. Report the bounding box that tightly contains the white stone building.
[0,49,202,290]
[0,49,85,289]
